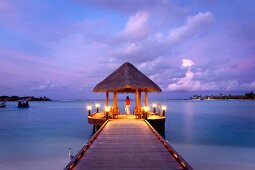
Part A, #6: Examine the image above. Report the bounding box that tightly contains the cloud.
[169,11,214,44]
[138,57,163,70]
[119,11,150,41]
[182,59,194,68]
[167,58,255,91]
[75,0,159,13]
[112,11,215,64]
[30,81,68,91]
[0,1,254,99]
[117,43,142,56]
[153,11,215,44]
[241,80,255,90]
[167,62,202,91]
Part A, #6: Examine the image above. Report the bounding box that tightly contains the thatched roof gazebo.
[93,62,162,113]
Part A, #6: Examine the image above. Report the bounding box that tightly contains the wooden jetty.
[88,111,166,137]
[88,111,165,125]
[64,63,192,169]
[64,119,192,170]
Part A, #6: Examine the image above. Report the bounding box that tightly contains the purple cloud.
[119,11,150,41]
[75,0,160,13]
[30,81,68,91]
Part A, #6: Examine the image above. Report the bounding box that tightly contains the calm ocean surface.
[0,100,254,170]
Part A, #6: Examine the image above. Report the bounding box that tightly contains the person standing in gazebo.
[125,96,131,115]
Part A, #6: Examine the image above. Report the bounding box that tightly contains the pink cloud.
[119,11,150,41]
[169,11,214,43]
[167,58,255,91]
[167,69,202,91]
[30,81,68,91]
[152,11,215,45]
[182,59,195,68]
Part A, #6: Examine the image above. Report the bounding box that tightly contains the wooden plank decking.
[88,112,165,126]
[66,119,191,170]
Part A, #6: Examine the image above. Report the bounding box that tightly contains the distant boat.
[204,97,215,100]
[191,98,202,100]
[0,102,6,108]
[18,99,29,108]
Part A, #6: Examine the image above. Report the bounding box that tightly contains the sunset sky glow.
[0,0,254,99]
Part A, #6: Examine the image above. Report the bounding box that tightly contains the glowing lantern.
[95,103,100,113]
[162,105,167,116]
[144,106,149,112]
[152,103,157,113]
[87,105,92,116]
[105,106,111,119]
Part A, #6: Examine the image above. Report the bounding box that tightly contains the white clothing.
[125,105,130,114]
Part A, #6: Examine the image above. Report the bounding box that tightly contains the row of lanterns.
[87,103,167,116]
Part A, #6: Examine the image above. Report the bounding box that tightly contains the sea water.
[165,100,255,170]
[0,100,254,170]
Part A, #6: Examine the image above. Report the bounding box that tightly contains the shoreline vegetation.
[190,92,255,100]
[0,96,52,101]
[1,92,254,102]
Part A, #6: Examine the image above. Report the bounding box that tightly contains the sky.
[0,0,255,99]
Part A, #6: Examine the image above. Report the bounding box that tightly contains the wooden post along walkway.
[65,119,192,170]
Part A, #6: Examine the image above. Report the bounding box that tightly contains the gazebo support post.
[106,92,109,106]
[144,90,148,106]
[138,90,141,112]
[113,91,118,113]
[135,90,140,113]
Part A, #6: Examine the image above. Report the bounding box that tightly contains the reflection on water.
[183,101,194,144]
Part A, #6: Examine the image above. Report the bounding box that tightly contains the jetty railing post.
[152,104,156,114]
[144,106,149,120]
[96,103,100,113]
[87,105,92,116]
[106,111,109,120]
[105,106,110,120]
[162,105,166,117]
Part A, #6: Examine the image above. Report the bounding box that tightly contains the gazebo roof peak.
[93,62,162,93]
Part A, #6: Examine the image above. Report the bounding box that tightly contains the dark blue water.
[0,100,254,170]
[166,100,255,147]
[0,101,92,170]
[165,100,255,170]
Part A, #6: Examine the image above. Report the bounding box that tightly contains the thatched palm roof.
[93,62,162,93]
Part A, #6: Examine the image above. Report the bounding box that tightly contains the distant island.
[190,92,255,100]
[0,96,52,101]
